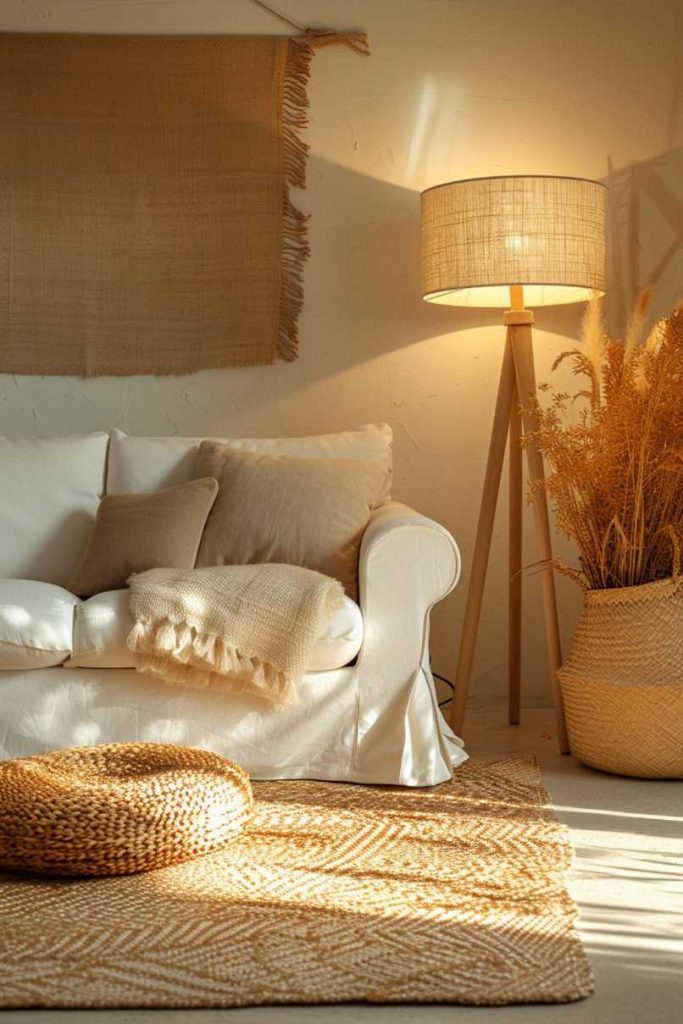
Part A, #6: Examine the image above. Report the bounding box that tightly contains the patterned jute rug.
[0,756,593,1008]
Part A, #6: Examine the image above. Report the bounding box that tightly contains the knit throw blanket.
[127,565,344,707]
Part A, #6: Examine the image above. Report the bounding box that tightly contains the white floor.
[4,706,682,1024]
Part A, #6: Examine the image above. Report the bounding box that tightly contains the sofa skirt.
[0,663,466,787]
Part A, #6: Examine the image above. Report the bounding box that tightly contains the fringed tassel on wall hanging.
[278,31,369,361]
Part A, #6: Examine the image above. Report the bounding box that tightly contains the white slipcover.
[0,502,466,785]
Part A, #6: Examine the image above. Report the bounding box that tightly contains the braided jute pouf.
[559,576,683,778]
[0,743,253,876]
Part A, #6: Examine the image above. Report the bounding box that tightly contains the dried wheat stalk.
[532,296,683,590]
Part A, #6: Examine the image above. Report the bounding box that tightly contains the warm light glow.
[425,284,597,307]
[421,174,607,308]
[505,234,527,252]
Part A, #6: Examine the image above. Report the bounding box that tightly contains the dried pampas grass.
[534,295,683,590]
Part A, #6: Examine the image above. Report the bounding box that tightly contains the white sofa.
[0,428,466,786]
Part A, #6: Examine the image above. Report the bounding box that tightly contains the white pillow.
[0,433,108,586]
[106,425,392,502]
[69,588,364,672]
[0,579,79,670]
[68,589,135,669]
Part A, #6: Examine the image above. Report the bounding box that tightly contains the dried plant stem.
[534,300,683,590]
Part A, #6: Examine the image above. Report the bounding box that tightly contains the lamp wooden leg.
[509,322,570,754]
[450,334,516,736]
[508,385,523,726]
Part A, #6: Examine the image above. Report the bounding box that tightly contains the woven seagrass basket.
[558,576,683,778]
[0,742,253,876]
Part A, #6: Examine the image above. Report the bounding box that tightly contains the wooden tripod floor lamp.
[421,175,607,754]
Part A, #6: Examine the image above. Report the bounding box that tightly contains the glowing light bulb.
[505,234,526,251]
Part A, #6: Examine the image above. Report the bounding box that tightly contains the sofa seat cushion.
[0,580,80,670]
[69,588,364,672]
[310,591,364,671]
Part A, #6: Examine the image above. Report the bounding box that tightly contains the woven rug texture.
[0,755,593,1008]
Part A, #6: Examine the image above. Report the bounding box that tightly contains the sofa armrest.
[351,502,463,785]
[358,501,460,619]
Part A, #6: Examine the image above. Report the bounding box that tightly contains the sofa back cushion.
[106,425,393,501]
[0,433,108,586]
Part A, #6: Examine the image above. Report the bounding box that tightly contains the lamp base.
[450,294,570,754]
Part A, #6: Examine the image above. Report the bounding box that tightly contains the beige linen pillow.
[194,444,387,599]
[68,478,218,598]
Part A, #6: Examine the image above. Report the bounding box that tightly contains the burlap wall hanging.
[0,29,368,376]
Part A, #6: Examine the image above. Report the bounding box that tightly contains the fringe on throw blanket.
[127,564,345,707]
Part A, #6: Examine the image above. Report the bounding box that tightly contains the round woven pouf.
[0,743,253,876]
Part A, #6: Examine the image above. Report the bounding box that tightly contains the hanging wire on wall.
[248,2,370,61]
[249,0,309,34]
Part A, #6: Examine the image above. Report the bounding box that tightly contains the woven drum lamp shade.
[421,175,607,307]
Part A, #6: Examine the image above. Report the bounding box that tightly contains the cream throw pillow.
[68,478,218,598]
[194,444,387,599]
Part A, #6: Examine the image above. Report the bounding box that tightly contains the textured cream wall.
[1,0,682,710]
